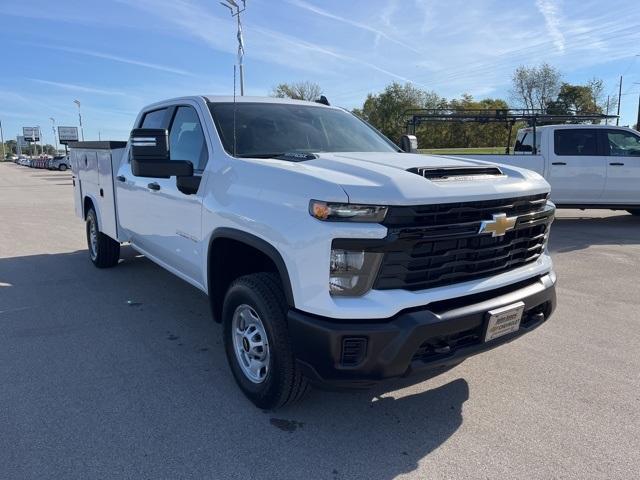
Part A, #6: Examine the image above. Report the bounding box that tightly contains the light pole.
[220,0,247,96]
[36,125,43,156]
[50,117,59,152]
[74,99,85,141]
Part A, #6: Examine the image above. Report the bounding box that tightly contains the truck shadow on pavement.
[549,212,640,254]
[1,246,468,479]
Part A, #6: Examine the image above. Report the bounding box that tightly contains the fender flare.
[83,194,101,225]
[207,227,295,307]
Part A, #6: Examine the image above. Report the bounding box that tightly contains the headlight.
[310,200,387,223]
[329,248,383,296]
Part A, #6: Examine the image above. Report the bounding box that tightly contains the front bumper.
[287,273,556,388]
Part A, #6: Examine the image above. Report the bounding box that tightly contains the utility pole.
[74,99,85,141]
[49,117,58,152]
[220,0,247,96]
[616,76,622,126]
[0,119,5,160]
[605,96,610,125]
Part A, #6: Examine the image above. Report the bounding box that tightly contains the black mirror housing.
[400,134,418,153]
[131,158,193,178]
[130,128,194,178]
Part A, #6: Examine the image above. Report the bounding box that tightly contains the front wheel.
[222,273,309,409]
[86,207,120,268]
[59,164,67,171]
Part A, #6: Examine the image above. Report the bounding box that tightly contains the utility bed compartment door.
[97,150,118,239]
[70,147,123,241]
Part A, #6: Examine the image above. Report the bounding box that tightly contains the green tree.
[271,81,323,101]
[546,83,601,115]
[356,82,444,144]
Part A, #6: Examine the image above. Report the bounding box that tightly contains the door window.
[606,130,640,157]
[169,106,208,171]
[554,129,599,156]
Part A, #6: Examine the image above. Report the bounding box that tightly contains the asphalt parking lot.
[1,161,639,479]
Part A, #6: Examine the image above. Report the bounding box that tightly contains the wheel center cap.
[242,337,250,352]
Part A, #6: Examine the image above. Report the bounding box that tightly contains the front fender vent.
[408,166,504,182]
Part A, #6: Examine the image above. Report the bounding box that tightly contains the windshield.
[208,102,398,158]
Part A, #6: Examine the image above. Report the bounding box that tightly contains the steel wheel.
[232,304,270,384]
[88,215,98,261]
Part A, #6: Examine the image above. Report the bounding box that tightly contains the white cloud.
[285,0,422,54]
[37,45,196,77]
[29,79,132,97]
[535,0,566,53]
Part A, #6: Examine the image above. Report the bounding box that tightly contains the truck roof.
[519,124,635,132]
[141,95,335,111]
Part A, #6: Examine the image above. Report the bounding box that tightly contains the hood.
[292,152,549,205]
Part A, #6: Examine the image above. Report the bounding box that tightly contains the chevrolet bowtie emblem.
[479,213,518,237]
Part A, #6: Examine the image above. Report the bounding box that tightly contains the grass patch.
[419,147,507,155]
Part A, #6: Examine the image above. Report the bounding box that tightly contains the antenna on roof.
[233,65,238,157]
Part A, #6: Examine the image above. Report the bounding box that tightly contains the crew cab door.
[547,128,607,204]
[116,103,209,287]
[602,128,640,204]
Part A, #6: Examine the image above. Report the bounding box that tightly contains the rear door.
[547,128,607,204]
[602,129,640,204]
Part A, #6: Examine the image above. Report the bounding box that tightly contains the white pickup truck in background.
[445,124,640,214]
[70,95,557,409]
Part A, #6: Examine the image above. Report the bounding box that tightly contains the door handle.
[147,182,161,191]
[609,162,625,166]
[116,175,126,182]
[551,162,567,166]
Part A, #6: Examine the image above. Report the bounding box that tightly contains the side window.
[141,108,168,129]
[554,129,599,156]
[169,106,208,171]
[514,130,541,154]
[606,130,640,157]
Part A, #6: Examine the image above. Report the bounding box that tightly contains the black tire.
[627,209,640,216]
[222,272,309,409]
[86,207,120,268]
[59,164,68,171]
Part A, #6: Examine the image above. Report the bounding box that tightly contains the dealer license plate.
[484,302,525,342]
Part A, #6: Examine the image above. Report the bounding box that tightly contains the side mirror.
[515,143,533,153]
[130,128,193,178]
[400,134,418,153]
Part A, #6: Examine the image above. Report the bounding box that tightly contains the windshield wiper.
[236,152,317,161]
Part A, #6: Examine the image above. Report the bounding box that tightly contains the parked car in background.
[48,155,70,171]
[444,124,640,215]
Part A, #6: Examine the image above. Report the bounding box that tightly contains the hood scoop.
[407,166,505,182]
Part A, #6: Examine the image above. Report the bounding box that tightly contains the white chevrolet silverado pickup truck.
[70,96,557,409]
[445,124,640,213]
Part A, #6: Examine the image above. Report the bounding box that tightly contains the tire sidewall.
[222,281,287,407]
[86,209,98,263]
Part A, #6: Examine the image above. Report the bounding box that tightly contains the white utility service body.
[445,124,640,210]
[70,95,557,408]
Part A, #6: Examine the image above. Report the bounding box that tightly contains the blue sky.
[1,0,639,143]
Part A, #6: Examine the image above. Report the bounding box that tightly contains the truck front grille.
[372,194,552,291]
